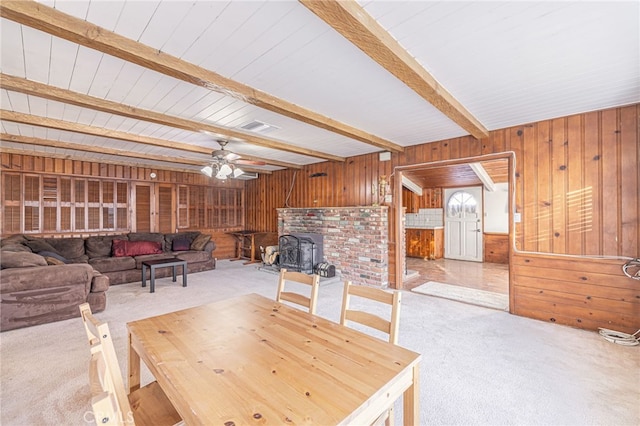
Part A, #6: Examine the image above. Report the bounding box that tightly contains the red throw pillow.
[172,238,191,252]
[112,240,163,257]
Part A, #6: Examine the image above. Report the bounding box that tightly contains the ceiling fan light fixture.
[215,168,228,180]
[219,164,233,176]
[201,165,213,178]
[203,140,256,180]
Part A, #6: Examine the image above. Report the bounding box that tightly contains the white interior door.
[444,187,483,262]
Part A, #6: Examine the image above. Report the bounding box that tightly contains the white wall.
[484,182,509,233]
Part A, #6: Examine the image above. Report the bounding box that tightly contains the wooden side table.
[141,258,187,293]
[228,231,279,265]
[228,231,262,264]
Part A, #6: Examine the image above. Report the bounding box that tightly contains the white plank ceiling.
[0,0,638,174]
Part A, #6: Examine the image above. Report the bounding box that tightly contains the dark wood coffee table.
[141,258,187,293]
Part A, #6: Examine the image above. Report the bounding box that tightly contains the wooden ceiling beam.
[0,133,272,175]
[0,0,403,154]
[0,133,205,166]
[301,0,489,140]
[0,146,214,175]
[0,73,343,163]
[0,110,299,170]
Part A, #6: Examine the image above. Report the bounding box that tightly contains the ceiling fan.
[201,139,265,180]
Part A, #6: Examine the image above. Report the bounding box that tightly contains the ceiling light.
[219,164,232,176]
[201,160,248,181]
[201,166,213,178]
[215,168,228,180]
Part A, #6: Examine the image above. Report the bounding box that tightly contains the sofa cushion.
[67,255,89,264]
[164,232,199,252]
[45,238,86,260]
[0,234,28,247]
[85,235,128,258]
[1,251,48,269]
[172,238,191,251]
[89,256,137,273]
[0,243,32,253]
[190,233,211,251]
[112,240,163,257]
[24,239,59,255]
[128,233,166,251]
[175,250,212,263]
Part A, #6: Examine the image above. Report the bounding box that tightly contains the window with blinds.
[176,185,243,229]
[158,186,173,233]
[2,174,21,233]
[1,173,130,234]
[1,174,243,234]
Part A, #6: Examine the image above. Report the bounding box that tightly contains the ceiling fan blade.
[225,152,242,162]
[212,150,241,161]
[236,159,266,166]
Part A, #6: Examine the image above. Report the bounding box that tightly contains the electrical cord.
[598,328,640,346]
[597,258,640,346]
[284,170,298,208]
[622,258,640,280]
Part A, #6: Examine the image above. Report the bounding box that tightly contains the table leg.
[182,262,187,287]
[128,332,140,394]
[250,234,256,262]
[172,264,177,282]
[230,234,243,261]
[150,266,156,293]
[402,363,420,426]
[141,264,147,287]
[243,234,261,265]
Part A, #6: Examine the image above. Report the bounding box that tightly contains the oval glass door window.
[446,191,478,218]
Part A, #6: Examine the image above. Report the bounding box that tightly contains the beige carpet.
[1,260,639,425]
[412,281,509,311]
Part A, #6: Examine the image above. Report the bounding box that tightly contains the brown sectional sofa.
[0,231,216,331]
[84,231,216,285]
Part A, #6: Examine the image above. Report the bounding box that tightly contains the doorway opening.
[394,153,513,310]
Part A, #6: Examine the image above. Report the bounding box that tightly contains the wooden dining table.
[127,293,421,425]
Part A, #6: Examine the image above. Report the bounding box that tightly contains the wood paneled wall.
[246,105,639,257]
[402,187,442,212]
[0,154,244,258]
[245,104,639,332]
[2,105,637,332]
[484,233,509,264]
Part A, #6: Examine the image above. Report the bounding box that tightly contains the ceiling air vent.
[240,120,279,133]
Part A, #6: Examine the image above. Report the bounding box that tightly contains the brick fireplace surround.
[277,207,389,287]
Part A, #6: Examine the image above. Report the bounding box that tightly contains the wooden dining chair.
[79,303,183,426]
[275,268,321,314]
[340,281,402,425]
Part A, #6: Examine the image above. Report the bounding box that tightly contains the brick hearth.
[277,207,389,287]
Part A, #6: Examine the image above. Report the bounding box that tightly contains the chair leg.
[385,406,394,426]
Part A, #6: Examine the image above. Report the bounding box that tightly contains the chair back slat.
[276,268,321,314]
[89,350,123,425]
[80,303,133,425]
[340,281,402,345]
[344,310,392,335]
